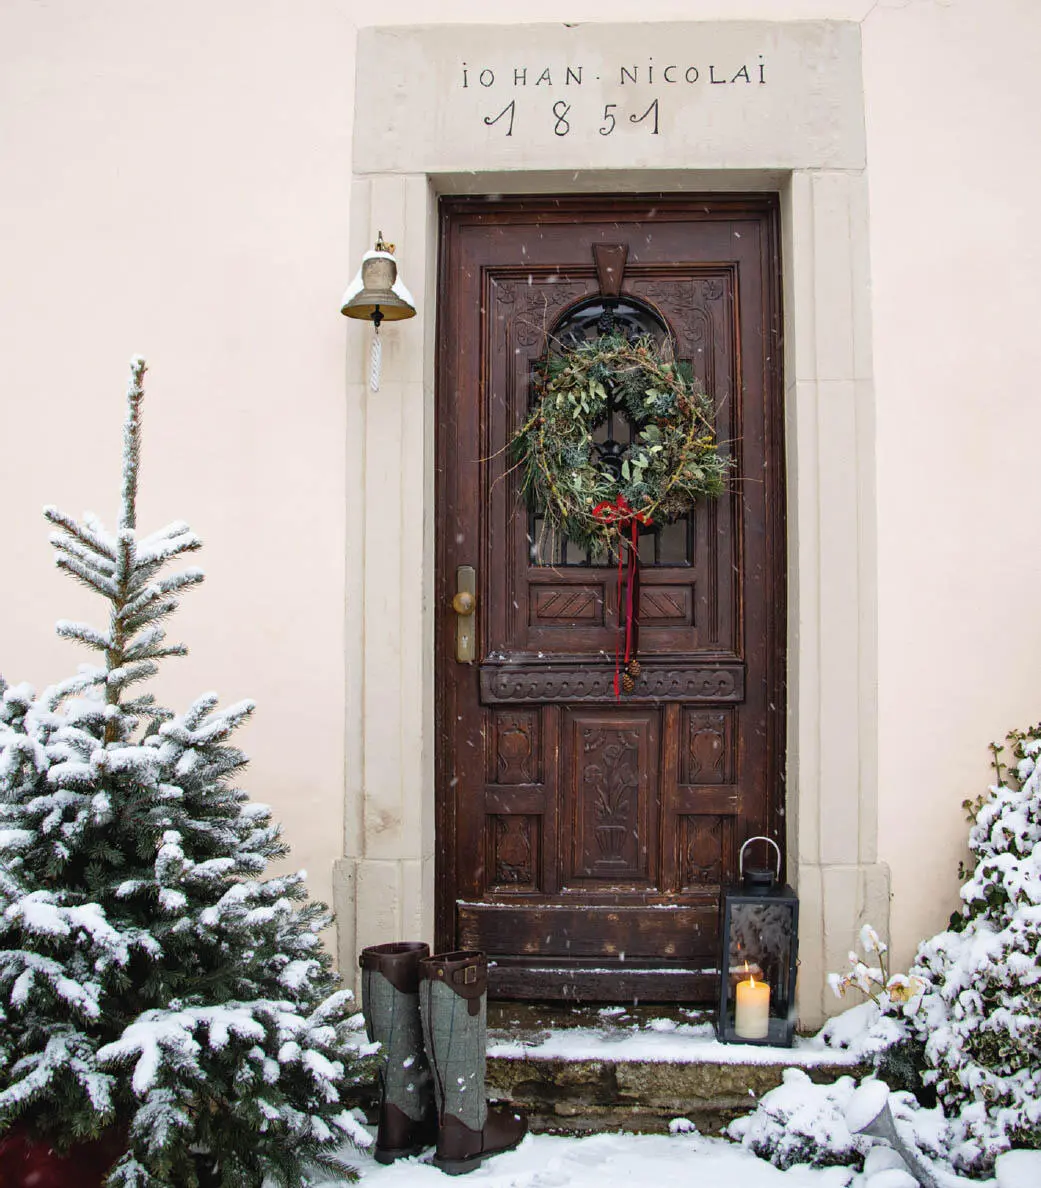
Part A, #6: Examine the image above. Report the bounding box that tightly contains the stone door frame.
[335,21,888,1025]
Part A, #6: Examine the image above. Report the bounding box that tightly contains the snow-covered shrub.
[726,1068,871,1169]
[899,725,1041,1176]
[0,360,377,1187]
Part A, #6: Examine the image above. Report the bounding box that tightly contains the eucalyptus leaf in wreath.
[511,333,730,554]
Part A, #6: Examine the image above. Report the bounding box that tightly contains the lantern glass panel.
[718,887,798,1046]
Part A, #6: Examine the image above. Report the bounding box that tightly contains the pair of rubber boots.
[359,943,527,1175]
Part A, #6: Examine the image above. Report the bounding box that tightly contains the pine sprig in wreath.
[511,333,730,554]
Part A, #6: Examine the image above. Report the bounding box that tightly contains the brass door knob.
[452,590,476,616]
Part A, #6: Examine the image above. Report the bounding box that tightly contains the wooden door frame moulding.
[432,193,788,972]
[339,22,884,1030]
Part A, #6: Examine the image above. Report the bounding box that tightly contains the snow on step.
[487,1019,863,1066]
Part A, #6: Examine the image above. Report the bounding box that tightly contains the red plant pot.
[0,1125,125,1188]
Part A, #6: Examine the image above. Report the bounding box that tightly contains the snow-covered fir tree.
[0,358,373,1187]
[902,724,1041,1175]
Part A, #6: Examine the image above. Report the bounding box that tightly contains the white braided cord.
[369,329,382,393]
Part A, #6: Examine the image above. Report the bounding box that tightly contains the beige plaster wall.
[2,0,1040,1013]
[861,0,1041,974]
[0,0,358,913]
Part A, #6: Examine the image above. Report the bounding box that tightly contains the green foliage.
[0,360,375,1186]
[899,724,1041,1174]
[511,333,730,554]
[874,1036,934,1105]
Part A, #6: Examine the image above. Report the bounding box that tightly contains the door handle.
[453,565,476,663]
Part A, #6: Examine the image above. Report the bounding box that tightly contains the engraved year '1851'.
[483,99,661,138]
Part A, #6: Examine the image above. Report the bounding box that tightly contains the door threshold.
[487,1001,713,1032]
[489,962,717,1003]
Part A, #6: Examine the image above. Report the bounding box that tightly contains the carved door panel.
[437,195,784,1001]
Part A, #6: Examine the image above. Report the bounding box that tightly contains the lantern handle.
[739,836,781,881]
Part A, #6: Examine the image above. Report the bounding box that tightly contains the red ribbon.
[592,495,653,697]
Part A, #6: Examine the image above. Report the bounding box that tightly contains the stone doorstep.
[486,1054,864,1136]
[483,1003,864,1135]
[350,1054,863,1138]
[351,1003,865,1137]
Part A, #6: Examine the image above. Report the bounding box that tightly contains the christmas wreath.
[512,332,729,556]
[511,331,730,696]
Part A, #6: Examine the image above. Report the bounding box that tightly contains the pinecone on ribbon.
[627,659,642,678]
[621,671,636,695]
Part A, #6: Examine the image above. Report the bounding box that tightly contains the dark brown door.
[436,195,784,1001]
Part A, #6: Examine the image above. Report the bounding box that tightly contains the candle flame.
[740,961,757,988]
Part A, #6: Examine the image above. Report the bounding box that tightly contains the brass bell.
[340,232,417,327]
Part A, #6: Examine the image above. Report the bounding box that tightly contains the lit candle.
[735,970,771,1040]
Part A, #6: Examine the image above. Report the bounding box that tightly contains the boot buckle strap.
[359,942,431,994]
[419,951,486,1002]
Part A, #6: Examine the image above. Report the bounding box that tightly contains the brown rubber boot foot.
[374,1102,438,1164]
[433,1108,527,1176]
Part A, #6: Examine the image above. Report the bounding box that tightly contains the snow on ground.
[994,1150,1041,1188]
[327,1131,863,1188]
[319,1006,1027,1188]
[322,1122,1006,1188]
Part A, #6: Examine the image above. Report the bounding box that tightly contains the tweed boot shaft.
[418,950,526,1174]
[361,966,434,1124]
[418,976,488,1133]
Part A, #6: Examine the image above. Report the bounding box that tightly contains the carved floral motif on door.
[582,727,640,866]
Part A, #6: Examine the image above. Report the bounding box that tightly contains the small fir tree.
[901,725,1041,1174]
[0,359,373,1187]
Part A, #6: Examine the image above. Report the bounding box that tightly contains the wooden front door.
[436,195,784,1001]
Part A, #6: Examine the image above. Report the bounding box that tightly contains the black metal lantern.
[717,837,799,1047]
